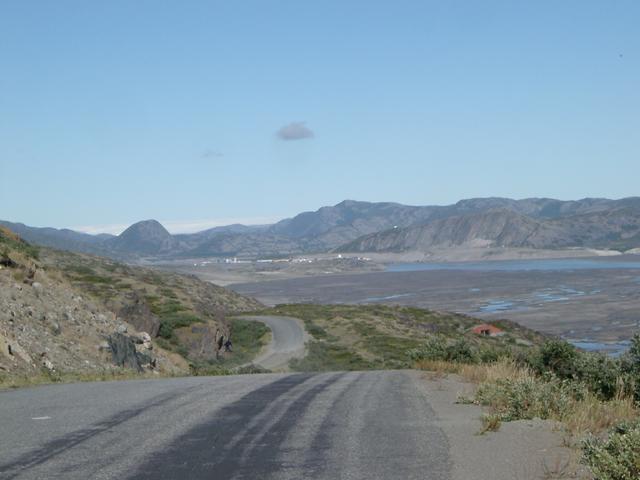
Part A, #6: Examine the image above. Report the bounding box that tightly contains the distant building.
[472,324,504,337]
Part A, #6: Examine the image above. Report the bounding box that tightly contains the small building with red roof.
[472,324,504,337]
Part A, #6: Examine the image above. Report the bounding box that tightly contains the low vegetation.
[0,226,40,260]
[414,334,640,479]
[582,420,640,480]
[252,304,546,372]
[187,318,271,375]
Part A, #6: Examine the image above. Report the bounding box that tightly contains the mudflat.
[231,264,640,345]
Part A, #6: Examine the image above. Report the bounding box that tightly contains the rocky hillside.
[0,227,261,383]
[339,205,640,253]
[3,196,640,259]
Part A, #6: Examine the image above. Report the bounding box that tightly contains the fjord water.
[387,257,640,273]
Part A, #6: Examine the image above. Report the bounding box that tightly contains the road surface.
[0,371,450,480]
[241,315,307,371]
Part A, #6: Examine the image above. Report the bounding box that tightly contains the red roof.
[472,324,503,335]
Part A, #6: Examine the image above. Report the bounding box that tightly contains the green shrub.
[157,313,201,339]
[474,374,581,422]
[289,341,375,371]
[619,334,640,401]
[447,338,478,363]
[582,420,640,480]
[532,339,579,379]
[479,346,503,363]
[407,336,479,364]
[407,336,448,361]
[576,352,623,401]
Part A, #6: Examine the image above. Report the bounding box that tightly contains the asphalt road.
[242,315,307,370]
[0,371,450,480]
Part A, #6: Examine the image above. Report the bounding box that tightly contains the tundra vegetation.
[248,303,545,372]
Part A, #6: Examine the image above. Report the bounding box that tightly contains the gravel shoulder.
[417,372,578,480]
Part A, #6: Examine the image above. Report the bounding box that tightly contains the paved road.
[241,315,307,370]
[0,371,450,480]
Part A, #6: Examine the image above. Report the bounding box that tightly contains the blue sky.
[1,1,638,233]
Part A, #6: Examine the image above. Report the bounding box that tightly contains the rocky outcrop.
[1,227,260,381]
[118,294,161,337]
[0,235,187,378]
[107,333,154,372]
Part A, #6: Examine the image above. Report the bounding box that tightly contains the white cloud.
[201,149,223,159]
[276,121,315,141]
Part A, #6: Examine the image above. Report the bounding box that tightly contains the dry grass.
[458,359,525,384]
[418,358,639,438]
[478,413,502,434]
[418,358,530,384]
[563,393,637,437]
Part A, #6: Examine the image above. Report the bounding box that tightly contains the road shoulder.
[415,372,578,480]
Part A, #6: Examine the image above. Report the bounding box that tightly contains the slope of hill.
[0,227,261,384]
[3,196,640,260]
[257,304,547,371]
[0,220,113,255]
[339,205,640,253]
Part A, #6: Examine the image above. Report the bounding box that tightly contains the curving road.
[241,315,307,371]
[0,371,450,480]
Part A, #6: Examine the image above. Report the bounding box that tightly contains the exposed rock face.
[0,227,260,380]
[117,295,160,337]
[107,333,153,372]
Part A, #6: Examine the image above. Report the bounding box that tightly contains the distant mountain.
[0,220,113,255]
[109,220,176,255]
[3,196,640,260]
[339,203,640,253]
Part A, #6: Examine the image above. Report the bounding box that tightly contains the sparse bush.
[582,420,640,480]
[408,336,479,364]
[479,413,502,434]
[474,372,579,422]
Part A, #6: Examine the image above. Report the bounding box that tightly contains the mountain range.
[3,197,640,260]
